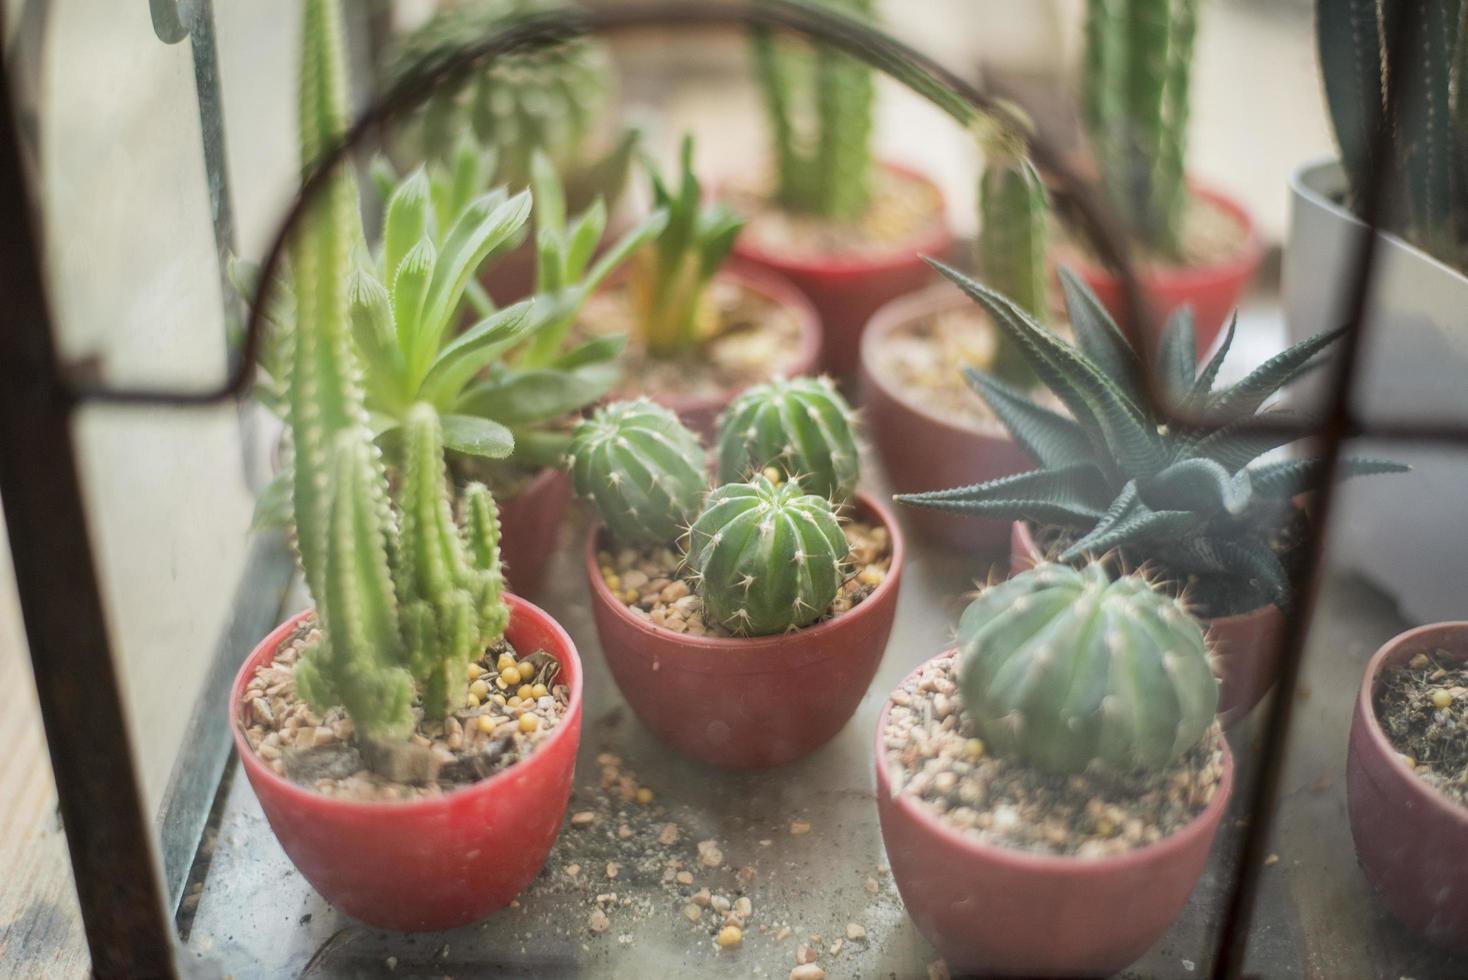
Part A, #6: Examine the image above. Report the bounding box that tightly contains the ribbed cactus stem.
[957,562,1218,775]
[687,476,848,636]
[977,154,1050,388]
[716,376,861,505]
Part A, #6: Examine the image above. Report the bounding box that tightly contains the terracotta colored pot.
[859,283,1035,553]
[730,162,954,378]
[875,650,1234,977]
[1067,183,1263,356]
[1010,520,1283,727]
[496,467,572,596]
[585,491,903,768]
[1348,622,1468,950]
[230,595,583,932]
[640,260,822,440]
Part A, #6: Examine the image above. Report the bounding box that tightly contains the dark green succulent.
[896,261,1407,615]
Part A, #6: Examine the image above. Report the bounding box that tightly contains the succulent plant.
[751,0,876,220]
[567,399,708,547]
[628,135,746,357]
[686,475,848,636]
[1317,0,1468,266]
[896,261,1407,615]
[715,375,860,505]
[956,562,1217,776]
[1080,0,1198,258]
[286,0,509,740]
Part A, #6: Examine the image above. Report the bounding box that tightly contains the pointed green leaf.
[250,468,295,530]
[440,413,514,459]
[963,368,1095,470]
[894,464,1109,524]
[553,333,626,370]
[1155,305,1197,404]
[417,300,535,407]
[1056,266,1144,403]
[1060,506,1200,561]
[1249,455,1408,498]
[1188,409,1310,471]
[564,197,607,280]
[1187,312,1236,404]
[1139,458,1253,516]
[383,167,430,282]
[456,366,610,426]
[392,237,436,361]
[529,149,566,238]
[1206,326,1347,420]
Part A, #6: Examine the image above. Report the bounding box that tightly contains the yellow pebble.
[1432,689,1453,709]
[497,652,517,673]
[964,738,985,760]
[858,567,884,587]
[467,662,484,679]
[600,565,615,580]
[499,666,520,684]
[636,787,654,805]
[1095,816,1116,837]
[517,684,534,700]
[716,925,742,948]
[531,683,548,699]
[466,692,481,708]
[519,714,540,733]
[623,589,640,604]
[517,661,537,684]
[1401,753,1417,770]
[604,574,622,592]
[508,696,523,708]
[492,694,507,707]
[469,679,490,699]
[477,715,495,734]
[762,466,782,484]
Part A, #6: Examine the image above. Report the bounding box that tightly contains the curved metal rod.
[68,0,1154,407]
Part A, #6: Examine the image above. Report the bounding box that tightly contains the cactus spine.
[568,399,708,547]
[716,376,860,506]
[956,562,1218,776]
[288,0,510,740]
[686,476,848,636]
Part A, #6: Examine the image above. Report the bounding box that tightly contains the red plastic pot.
[1011,520,1283,727]
[859,283,1035,553]
[1347,622,1468,950]
[496,467,572,596]
[644,260,822,440]
[1066,183,1263,356]
[229,595,583,932]
[585,491,903,768]
[730,162,954,378]
[875,650,1234,977]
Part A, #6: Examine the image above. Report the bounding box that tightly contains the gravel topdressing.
[1376,649,1468,807]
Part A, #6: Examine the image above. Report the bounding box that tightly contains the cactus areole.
[957,563,1218,776]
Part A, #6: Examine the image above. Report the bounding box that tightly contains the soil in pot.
[595,516,892,638]
[882,655,1226,858]
[239,616,572,801]
[1374,650,1468,804]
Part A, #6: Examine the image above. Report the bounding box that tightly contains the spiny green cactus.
[568,399,708,547]
[629,135,745,357]
[287,0,510,740]
[976,131,1051,388]
[686,475,848,636]
[1081,0,1197,258]
[751,0,876,220]
[715,375,861,506]
[896,261,1407,615]
[956,562,1217,776]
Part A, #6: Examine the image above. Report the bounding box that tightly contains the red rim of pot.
[229,594,584,931]
[874,649,1235,975]
[584,490,904,766]
[858,281,1036,552]
[1347,621,1468,950]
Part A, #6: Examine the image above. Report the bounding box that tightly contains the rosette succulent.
[716,375,860,505]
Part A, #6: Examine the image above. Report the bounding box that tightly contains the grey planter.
[1284,159,1468,624]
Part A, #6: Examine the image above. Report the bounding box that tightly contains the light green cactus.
[956,562,1218,776]
[567,399,708,547]
[287,0,510,740]
[976,130,1051,388]
[715,376,861,506]
[686,475,848,636]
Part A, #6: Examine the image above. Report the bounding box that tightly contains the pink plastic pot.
[730,162,954,378]
[496,467,572,596]
[876,650,1234,977]
[1066,183,1263,356]
[1348,622,1468,950]
[1011,520,1283,727]
[646,260,822,440]
[585,492,903,768]
[230,595,583,932]
[859,283,1034,553]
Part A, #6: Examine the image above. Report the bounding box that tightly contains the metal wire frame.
[0,0,1454,976]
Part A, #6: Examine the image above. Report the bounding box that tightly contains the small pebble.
[789,819,812,836]
[659,823,680,846]
[796,943,817,964]
[588,909,610,934]
[845,922,866,941]
[790,965,826,980]
[717,925,743,949]
[571,811,596,827]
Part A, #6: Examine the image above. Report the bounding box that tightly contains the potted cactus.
[725,0,954,376]
[571,378,904,767]
[876,562,1234,976]
[1068,0,1262,350]
[230,0,582,933]
[860,134,1053,552]
[896,261,1406,724]
[575,136,820,436]
[1347,622,1468,950]
[1284,0,1468,627]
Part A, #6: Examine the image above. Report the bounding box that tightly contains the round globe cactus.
[956,562,1218,776]
[567,400,708,547]
[686,475,849,636]
[716,376,860,505]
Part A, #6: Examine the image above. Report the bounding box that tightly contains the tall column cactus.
[751,0,876,220]
[1081,0,1197,259]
